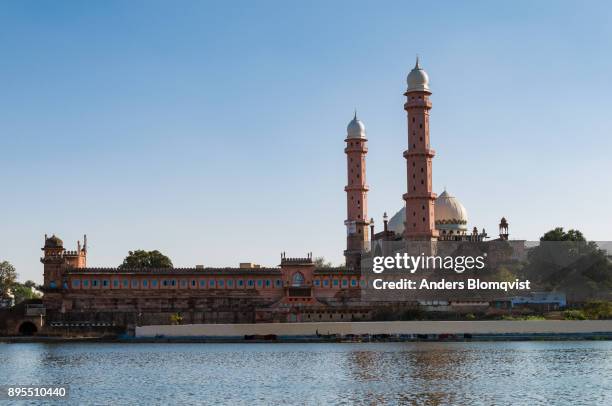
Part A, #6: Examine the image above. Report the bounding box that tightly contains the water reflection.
[0,342,611,405]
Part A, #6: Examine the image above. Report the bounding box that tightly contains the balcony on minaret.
[344,143,368,153]
[404,95,432,109]
[403,149,435,158]
[344,184,370,192]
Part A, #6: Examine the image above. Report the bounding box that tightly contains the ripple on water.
[1,341,612,405]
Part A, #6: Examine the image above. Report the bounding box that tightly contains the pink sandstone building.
[35,59,517,331]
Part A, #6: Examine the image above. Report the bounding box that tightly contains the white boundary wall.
[136,320,612,338]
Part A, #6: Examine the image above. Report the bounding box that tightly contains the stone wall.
[136,320,612,338]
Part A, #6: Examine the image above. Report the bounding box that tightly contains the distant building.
[511,292,567,311]
[0,290,14,309]
[492,292,567,312]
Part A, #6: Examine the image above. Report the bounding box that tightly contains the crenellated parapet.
[280,252,313,265]
[68,267,282,275]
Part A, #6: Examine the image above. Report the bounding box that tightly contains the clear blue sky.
[1,1,611,283]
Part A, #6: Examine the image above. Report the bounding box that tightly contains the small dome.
[346,112,366,139]
[406,57,430,92]
[45,234,64,248]
[385,190,468,237]
[435,190,468,232]
[387,207,406,236]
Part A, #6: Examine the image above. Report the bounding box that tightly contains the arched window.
[292,272,305,287]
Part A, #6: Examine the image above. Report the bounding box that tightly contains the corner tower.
[344,112,369,269]
[403,58,439,240]
[41,234,87,289]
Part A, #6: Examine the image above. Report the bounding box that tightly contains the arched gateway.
[18,321,38,336]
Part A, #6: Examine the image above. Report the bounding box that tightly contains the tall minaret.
[344,112,369,269]
[403,57,439,240]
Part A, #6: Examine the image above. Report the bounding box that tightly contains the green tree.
[582,301,612,319]
[11,283,41,304]
[170,312,183,325]
[119,250,173,269]
[0,261,17,299]
[313,257,334,268]
[564,309,587,320]
[541,227,585,242]
[493,265,517,282]
[525,228,612,298]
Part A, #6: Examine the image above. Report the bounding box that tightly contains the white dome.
[346,112,366,139]
[406,57,430,92]
[385,190,468,236]
[387,206,406,236]
[435,190,468,232]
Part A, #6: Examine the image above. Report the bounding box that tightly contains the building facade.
[35,59,521,333]
[41,242,370,327]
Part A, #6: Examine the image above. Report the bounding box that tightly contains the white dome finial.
[407,55,430,92]
[346,111,366,139]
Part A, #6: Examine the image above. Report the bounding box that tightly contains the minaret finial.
[354,109,357,120]
[415,55,420,69]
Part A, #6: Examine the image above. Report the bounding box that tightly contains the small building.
[491,292,567,312]
[0,289,15,309]
[511,292,566,311]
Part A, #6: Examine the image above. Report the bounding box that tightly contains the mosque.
[343,58,509,269]
[30,59,519,333]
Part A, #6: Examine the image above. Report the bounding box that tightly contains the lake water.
[1,341,611,405]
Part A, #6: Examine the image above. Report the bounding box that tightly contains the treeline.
[0,260,41,306]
